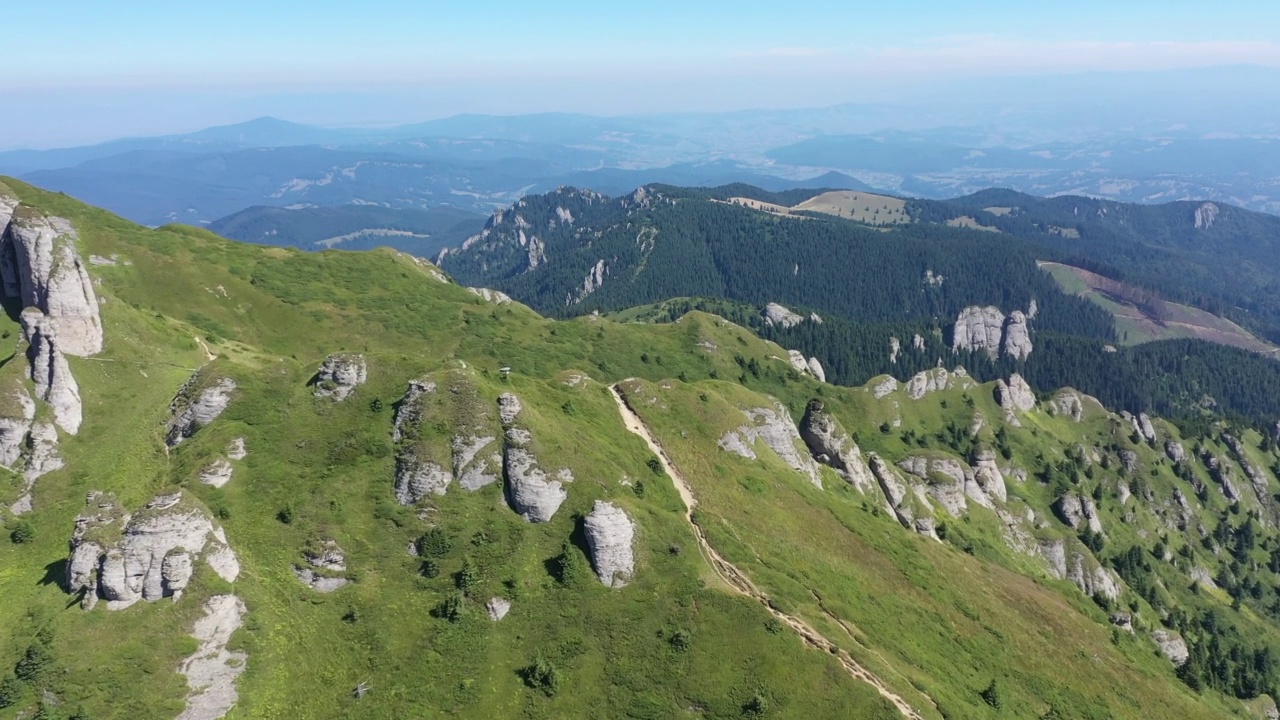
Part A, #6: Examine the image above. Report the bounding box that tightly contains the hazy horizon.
[5,0,1280,148]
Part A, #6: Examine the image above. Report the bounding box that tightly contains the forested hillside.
[440,184,1280,430]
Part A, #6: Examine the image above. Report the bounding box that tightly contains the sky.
[4,0,1280,148]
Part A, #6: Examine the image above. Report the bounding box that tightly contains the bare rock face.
[486,597,512,621]
[67,491,240,610]
[584,500,636,588]
[720,403,823,488]
[969,446,1008,504]
[786,350,809,375]
[392,376,503,504]
[1067,550,1120,601]
[1049,390,1084,421]
[0,209,103,356]
[314,353,367,401]
[866,453,939,539]
[899,454,978,515]
[906,368,950,400]
[21,308,82,434]
[293,540,349,593]
[952,306,1005,356]
[176,595,248,720]
[0,386,35,469]
[1001,311,1033,361]
[1153,629,1190,666]
[1193,202,1219,230]
[167,374,237,447]
[995,374,1035,425]
[200,459,234,488]
[762,302,804,329]
[799,400,878,495]
[806,357,826,383]
[870,376,898,399]
[467,287,511,304]
[1138,413,1157,443]
[1165,440,1186,464]
[227,437,247,460]
[498,393,567,522]
[0,388,59,515]
[1054,493,1103,534]
[889,337,901,364]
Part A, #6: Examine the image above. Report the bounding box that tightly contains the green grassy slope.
[1,178,1277,719]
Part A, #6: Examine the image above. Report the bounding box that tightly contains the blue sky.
[5,1,1280,146]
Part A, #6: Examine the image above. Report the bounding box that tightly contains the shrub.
[15,644,53,683]
[0,676,23,708]
[520,656,561,696]
[418,528,452,558]
[276,506,295,525]
[9,520,34,545]
[980,679,1003,709]
[669,629,692,652]
[743,692,769,717]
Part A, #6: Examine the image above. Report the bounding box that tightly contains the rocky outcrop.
[200,459,234,488]
[1165,440,1186,464]
[800,400,878,495]
[467,287,511,304]
[499,393,568,522]
[1194,202,1219,230]
[995,374,1035,426]
[486,597,511,621]
[0,387,62,515]
[584,501,636,588]
[762,302,804,329]
[1001,311,1033,361]
[1040,539,1120,601]
[313,353,367,401]
[719,403,823,488]
[293,540,349,593]
[391,376,503,503]
[1054,493,1103,534]
[871,376,898,399]
[21,308,82,434]
[176,595,248,720]
[0,208,103,356]
[1049,390,1084,421]
[1153,629,1190,666]
[906,368,950,400]
[953,305,1033,360]
[806,357,826,383]
[889,337,901,364]
[572,259,608,303]
[867,453,939,539]
[67,491,240,610]
[167,374,237,447]
[898,452,1003,515]
[953,306,1005,356]
[969,446,1008,504]
[227,437,247,460]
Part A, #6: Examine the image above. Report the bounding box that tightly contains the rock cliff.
[498,393,568,522]
[167,374,237,447]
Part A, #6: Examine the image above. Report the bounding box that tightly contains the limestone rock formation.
[584,500,636,588]
[1165,440,1186,464]
[1193,202,1219,230]
[1049,390,1084,421]
[167,374,237,447]
[799,400,878,495]
[906,368,950,400]
[176,595,248,720]
[67,491,240,610]
[867,453,940,539]
[392,376,503,504]
[21,308,82,434]
[1054,493,1103,534]
[1039,539,1120,601]
[953,305,1033,360]
[499,393,568,522]
[871,376,898,399]
[486,597,512,621]
[1001,311,1033,361]
[0,208,103,356]
[762,302,804,329]
[806,357,826,383]
[314,353,367,400]
[293,539,349,593]
[1153,629,1190,666]
[227,437,247,460]
[719,403,823,488]
[200,459,234,488]
[952,306,1005,356]
[995,374,1035,426]
[467,287,511,304]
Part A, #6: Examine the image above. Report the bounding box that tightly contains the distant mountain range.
[4,104,1280,231]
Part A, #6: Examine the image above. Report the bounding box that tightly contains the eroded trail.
[609,383,926,719]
